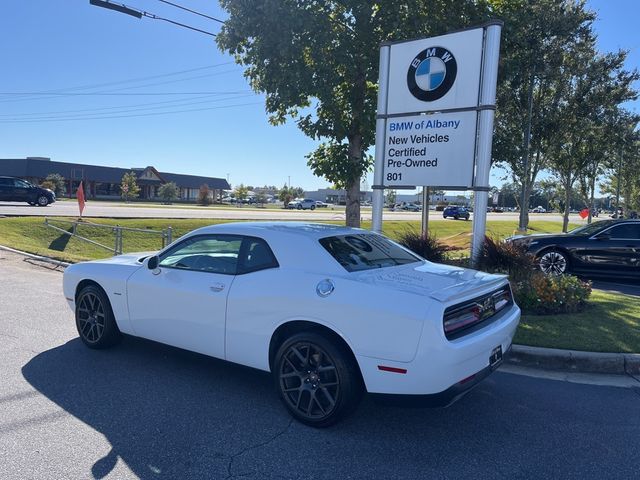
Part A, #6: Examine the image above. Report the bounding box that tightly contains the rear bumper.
[357,304,520,396]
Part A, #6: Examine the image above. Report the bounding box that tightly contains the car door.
[587,223,640,275]
[0,178,11,201]
[12,179,33,202]
[126,234,243,358]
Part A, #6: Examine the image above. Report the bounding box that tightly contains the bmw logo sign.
[407,46,457,102]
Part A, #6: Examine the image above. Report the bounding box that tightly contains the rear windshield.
[319,233,422,272]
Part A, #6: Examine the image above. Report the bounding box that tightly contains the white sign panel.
[384,111,477,187]
[386,28,483,114]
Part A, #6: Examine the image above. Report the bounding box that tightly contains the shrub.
[476,236,537,282]
[513,273,592,315]
[396,228,458,263]
[158,182,179,204]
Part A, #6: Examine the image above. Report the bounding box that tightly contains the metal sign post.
[470,23,502,264]
[372,45,391,233]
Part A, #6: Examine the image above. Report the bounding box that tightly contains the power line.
[155,0,224,23]
[0,63,234,103]
[90,0,217,37]
[0,101,262,123]
[0,95,255,120]
[0,93,254,118]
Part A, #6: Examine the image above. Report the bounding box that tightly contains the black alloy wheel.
[37,195,49,206]
[538,250,569,275]
[75,285,122,349]
[274,332,362,427]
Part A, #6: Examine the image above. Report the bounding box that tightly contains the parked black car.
[508,219,640,279]
[0,176,56,206]
[443,206,470,220]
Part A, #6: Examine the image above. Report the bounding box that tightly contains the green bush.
[514,273,592,315]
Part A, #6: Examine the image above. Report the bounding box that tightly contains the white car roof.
[190,222,370,240]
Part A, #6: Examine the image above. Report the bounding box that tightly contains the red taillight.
[443,307,480,333]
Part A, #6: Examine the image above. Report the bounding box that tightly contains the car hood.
[84,251,156,266]
[350,262,508,302]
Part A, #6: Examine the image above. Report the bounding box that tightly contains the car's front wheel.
[37,195,49,206]
[538,250,569,275]
[75,285,122,349]
[274,332,362,427]
[310,204,316,210]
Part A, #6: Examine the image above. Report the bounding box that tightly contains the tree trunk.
[587,175,596,224]
[345,135,362,227]
[562,180,572,233]
[518,180,531,231]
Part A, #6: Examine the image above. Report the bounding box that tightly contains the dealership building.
[0,157,230,201]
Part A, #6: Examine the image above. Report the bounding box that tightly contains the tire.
[75,285,122,349]
[297,204,302,210]
[538,249,570,275]
[310,205,316,211]
[37,195,49,206]
[273,331,363,427]
[453,215,459,220]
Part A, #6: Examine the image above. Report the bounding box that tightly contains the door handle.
[210,283,225,292]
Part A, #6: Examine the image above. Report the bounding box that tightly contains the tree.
[546,46,638,231]
[158,182,179,204]
[120,172,140,202]
[254,191,268,207]
[278,184,293,207]
[198,184,211,205]
[492,0,597,230]
[234,183,249,203]
[217,1,486,226]
[42,173,66,197]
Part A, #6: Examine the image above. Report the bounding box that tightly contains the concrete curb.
[0,244,71,268]
[508,345,640,376]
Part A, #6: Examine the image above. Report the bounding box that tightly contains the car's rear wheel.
[310,204,316,210]
[297,204,302,210]
[75,285,122,349]
[538,250,569,275]
[37,195,49,206]
[274,332,362,427]
[454,214,459,220]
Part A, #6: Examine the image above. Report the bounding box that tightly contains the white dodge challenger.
[63,222,520,426]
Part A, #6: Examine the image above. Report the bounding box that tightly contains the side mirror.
[147,255,159,270]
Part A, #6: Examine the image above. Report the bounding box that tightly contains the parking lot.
[1,251,639,479]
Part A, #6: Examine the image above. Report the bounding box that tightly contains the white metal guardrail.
[44,218,173,255]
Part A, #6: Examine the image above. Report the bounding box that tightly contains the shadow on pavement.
[22,335,640,479]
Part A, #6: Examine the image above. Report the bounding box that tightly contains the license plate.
[490,345,503,369]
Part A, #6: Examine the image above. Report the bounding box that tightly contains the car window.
[159,234,243,275]
[238,237,279,274]
[319,233,422,272]
[0,178,12,186]
[606,224,640,240]
[14,179,31,188]
[569,221,613,236]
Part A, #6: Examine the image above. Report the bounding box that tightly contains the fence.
[44,218,173,255]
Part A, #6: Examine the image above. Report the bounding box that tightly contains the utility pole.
[615,147,623,211]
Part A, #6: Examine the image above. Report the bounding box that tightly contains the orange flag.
[77,182,85,217]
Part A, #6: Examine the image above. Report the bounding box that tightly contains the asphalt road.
[1,252,639,479]
[0,200,575,223]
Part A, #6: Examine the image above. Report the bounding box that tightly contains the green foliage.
[158,182,179,204]
[120,172,140,202]
[234,183,249,201]
[217,0,486,225]
[514,273,592,315]
[198,184,211,206]
[396,228,458,263]
[44,173,66,197]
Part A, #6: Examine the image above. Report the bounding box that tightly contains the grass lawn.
[515,290,640,353]
[0,216,573,263]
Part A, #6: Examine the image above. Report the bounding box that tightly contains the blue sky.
[0,0,637,191]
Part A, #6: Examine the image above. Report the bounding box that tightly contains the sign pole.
[470,21,502,265]
[372,45,391,233]
[421,187,430,236]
